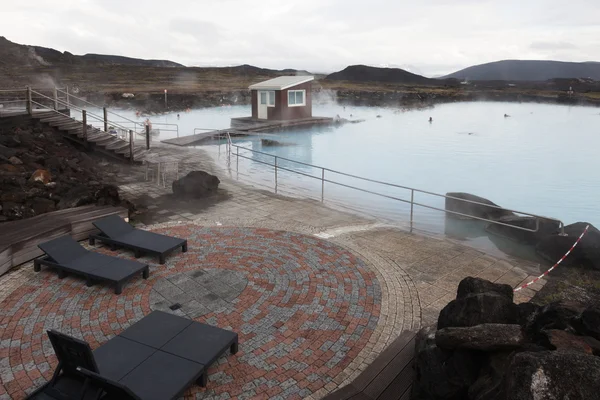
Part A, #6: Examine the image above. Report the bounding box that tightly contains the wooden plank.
[0,248,12,276]
[321,384,361,400]
[363,337,416,399]
[351,331,416,391]
[347,393,372,400]
[398,386,411,400]
[374,355,415,400]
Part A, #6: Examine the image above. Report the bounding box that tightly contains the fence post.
[146,125,150,150]
[321,168,325,202]
[26,87,32,115]
[410,189,414,233]
[82,110,87,140]
[129,130,134,163]
[103,107,108,132]
[274,156,278,194]
[53,87,58,110]
[236,146,239,177]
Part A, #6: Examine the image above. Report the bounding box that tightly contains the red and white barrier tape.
[514,225,590,292]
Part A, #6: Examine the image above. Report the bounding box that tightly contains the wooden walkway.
[0,205,128,276]
[162,116,334,147]
[323,330,416,400]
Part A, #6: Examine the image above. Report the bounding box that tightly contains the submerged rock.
[536,222,600,271]
[486,215,560,245]
[445,192,514,220]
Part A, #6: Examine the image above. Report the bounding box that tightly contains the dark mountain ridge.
[443,60,600,81]
[325,64,440,85]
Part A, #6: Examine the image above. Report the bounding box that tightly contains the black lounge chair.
[27,311,238,400]
[89,215,188,264]
[34,236,149,294]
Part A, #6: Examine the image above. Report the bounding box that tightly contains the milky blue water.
[76,101,600,252]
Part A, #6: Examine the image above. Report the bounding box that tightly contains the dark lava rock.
[95,185,121,206]
[486,216,560,245]
[412,326,482,400]
[468,352,513,400]
[30,197,56,215]
[57,186,93,209]
[44,156,63,173]
[516,302,541,327]
[172,171,220,198]
[536,222,600,271]
[0,135,21,148]
[580,306,600,341]
[505,351,600,400]
[527,302,582,338]
[445,192,514,220]
[544,329,595,354]
[456,277,514,301]
[0,144,17,159]
[436,324,524,351]
[438,293,519,329]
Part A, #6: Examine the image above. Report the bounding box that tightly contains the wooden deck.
[323,330,416,400]
[0,205,128,276]
[162,116,334,147]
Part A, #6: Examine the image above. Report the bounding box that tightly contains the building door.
[258,91,268,119]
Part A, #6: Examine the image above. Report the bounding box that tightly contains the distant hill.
[325,65,437,85]
[443,60,600,81]
[0,36,183,68]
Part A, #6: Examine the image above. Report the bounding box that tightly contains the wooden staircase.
[32,111,149,162]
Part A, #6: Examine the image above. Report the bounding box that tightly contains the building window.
[288,90,306,107]
[260,92,267,105]
[268,91,275,107]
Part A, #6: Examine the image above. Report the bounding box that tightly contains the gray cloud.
[3,0,600,76]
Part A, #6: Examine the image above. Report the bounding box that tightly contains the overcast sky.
[3,0,600,76]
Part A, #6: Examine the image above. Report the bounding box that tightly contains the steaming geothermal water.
[76,101,599,258]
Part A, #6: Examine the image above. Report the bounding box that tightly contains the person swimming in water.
[504,114,510,118]
[429,117,433,122]
[177,114,180,120]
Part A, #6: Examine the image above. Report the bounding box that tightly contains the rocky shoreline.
[83,86,600,114]
[0,116,133,222]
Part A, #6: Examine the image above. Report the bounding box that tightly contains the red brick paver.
[0,225,381,399]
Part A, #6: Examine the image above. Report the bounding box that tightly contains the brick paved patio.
[0,225,382,399]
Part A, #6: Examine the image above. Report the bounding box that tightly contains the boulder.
[438,293,519,329]
[544,329,595,354]
[43,156,63,173]
[456,277,513,301]
[436,324,524,351]
[527,302,582,340]
[0,135,21,148]
[535,222,600,270]
[29,169,52,185]
[0,164,20,174]
[516,302,541,327]
[172,171,220,198]
[412,326,482,400]
[505,351,600,400]
[580,306,600,341]
[445,192,514,220]
[8,156,22,165]
[486,216,560,245]
[468,352,512,400]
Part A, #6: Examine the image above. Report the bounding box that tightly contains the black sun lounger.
[89,215,188,264]
[34,236,149,294]
[27,311,238,400]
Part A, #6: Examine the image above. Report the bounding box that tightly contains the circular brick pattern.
[0,225,381,399]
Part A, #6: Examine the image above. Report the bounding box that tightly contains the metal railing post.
[82,110,87,140]
[236,146,239,177]
[410,189,415,233]
[65,86,70,109]
[103,107,108,132]
[53,87,58,110]
[274,156,278,193]
[146,125,150,150]
[321,168,325,202]
[129,130,134,163]
[26,87,32,115]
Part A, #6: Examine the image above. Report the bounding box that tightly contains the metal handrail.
[227,143,566,235]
